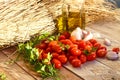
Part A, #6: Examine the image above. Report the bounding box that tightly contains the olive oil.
[56,5,85,33]
[67,11,85,30]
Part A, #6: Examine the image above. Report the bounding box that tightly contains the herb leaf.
[18,33,60,79]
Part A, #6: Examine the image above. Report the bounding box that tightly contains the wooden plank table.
[0,21,120,80]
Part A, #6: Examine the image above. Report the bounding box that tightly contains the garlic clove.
[106,50,119,60]
[104,38,111,46]
[84,31,93,41]
[82,30,88,36]
[71,27,83,40]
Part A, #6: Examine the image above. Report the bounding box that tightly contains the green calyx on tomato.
[86,52,96,61]
[83,46,97,55]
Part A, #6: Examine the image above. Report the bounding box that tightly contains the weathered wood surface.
[0,51,35,80]
[0,21,120,80]
[0,47,82,80]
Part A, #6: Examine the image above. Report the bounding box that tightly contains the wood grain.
[0,51,35,80]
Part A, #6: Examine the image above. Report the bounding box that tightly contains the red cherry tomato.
[62,31,70,39]
[96,49,107,57]
[68,44,78,52]
[48,41,58,47]
[68,56,78,63]
[70,48,81,56]
[35,43,47,49]
[112,47,120,53]
[69,36,76,43]
[52,58,62,69]
[58,55,67,64]
[71,58,81,67]
[59,35,66,40]
[85,45,92,52]
[46,47,52,53]
[86,52,96,61]
[93,42,101,50]
[99,46,107,51]
[52,52,59,58]
[60,39,73,46]
[79,54,87,64]
[69,44,78,49]
[86,41,93,47]
[89,39,97,45]
[77,40,86,50]
[51,44,62,53]
[42,53,48,59]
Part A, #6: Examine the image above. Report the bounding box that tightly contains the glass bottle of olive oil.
[56,0,85,33]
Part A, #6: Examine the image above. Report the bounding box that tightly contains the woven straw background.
[0,0,119,49]
[0,0,56,49]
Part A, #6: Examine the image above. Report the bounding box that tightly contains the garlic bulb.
[71,27,83,40]
[84,31,93,41]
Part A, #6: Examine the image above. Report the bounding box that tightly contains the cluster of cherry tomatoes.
[35,32,114,69]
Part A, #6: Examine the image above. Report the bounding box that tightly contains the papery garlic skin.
[106,50,119,60]
[104,38,111,46]
[84,31,93,41]
[71,27,83,40]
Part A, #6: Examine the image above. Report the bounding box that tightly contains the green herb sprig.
[18,33,60,79]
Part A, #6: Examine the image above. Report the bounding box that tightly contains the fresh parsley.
[18,33,60,79]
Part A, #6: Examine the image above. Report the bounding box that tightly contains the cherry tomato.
[96,49,107,57]
[112,47,120,53]
[99,46,107,51]
[85,45,92,52]
[46,47,52,52]
[77,40,86,50]
[51,44,62,53]
[58,55,67,64]
[71,58,81,67]
[59,35,66,40]
[60,39,73,46]
[52,58,62,69]
[69,36,76,43]
[35,43,47,49]
[79,54,87,64]
[42,53,48,59]
[69,44,78,49]
[62,31,70,39]
[86,41,93,47]
[93,42,101,50]
[68,44,78,52]
[70,48,81,56]
[68,55,77,63]
[86,52,96,61]
[48,41,58,47]
[89,39,97,45]
[52,52,59,58]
